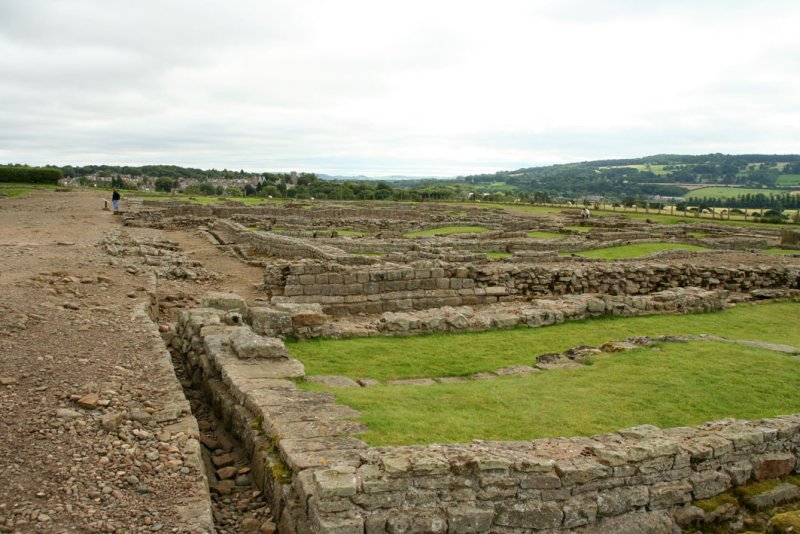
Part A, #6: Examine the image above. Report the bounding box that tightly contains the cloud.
[1,0,799,175]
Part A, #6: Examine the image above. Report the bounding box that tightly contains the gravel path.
[0,190,226,532]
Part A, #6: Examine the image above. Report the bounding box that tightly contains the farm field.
[684,186,787,199]
[603,164,676,175]
[778,174,800,186]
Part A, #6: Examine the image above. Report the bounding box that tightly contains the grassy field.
[0,188,34,198]
[603,164,676,176]
[335,229,369,237]
[289,301,800,381]
[403,226,489,238]
[527,231,563,238]
[777,175,800,186]
[314,341,800,445]
[685,187,786,199]
[0,182,62,198]
[293,301,800,445]
[764,248,800,255]
[612,211,794,230]
[568,242,709,260]
[485,252,512,260]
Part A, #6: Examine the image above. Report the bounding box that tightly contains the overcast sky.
[1,1,799,176]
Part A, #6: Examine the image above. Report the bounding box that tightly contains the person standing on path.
[112,189,121,213]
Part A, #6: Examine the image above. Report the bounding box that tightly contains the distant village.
[60,170,301,193]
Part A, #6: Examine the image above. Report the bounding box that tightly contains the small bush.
[0,166,62,184]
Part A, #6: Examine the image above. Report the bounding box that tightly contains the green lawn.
[777,175,800,186]
[685,187,785,199]
[527,231,563,238]
[288,301,800,382]
[335,229,369,237]
[564,225,591,232]
[603,164,677,176]
[614,211,794,230]
[764,248,800,255]
[485,252,512,260]
[0,188,34,198]
[315,341,800,445]
[569,242,709,260]
[403,226,489,238]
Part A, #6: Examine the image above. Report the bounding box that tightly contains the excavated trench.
[152,292,277,534]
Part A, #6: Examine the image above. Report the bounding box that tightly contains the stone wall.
[374,288,728,335]
[266,260,800,315]
[170,297,800,533]
[212,220,379,266]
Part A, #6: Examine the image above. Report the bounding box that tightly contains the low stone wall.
[374,288,728,335]
[170,296,800,533]
[212,220,378,266]
[266,260,800,315]
[782,230,800,248]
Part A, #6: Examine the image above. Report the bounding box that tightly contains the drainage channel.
[156,294,277,534]
[171,349,276,533]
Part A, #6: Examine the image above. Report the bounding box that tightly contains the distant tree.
[155,177,174,192]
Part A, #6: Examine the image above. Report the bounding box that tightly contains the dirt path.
[0,190,219,532]
[162,229,264,302]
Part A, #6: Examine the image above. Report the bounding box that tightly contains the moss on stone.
[737,479,783,498]
[768,510,800,533]
[695,492,739,513]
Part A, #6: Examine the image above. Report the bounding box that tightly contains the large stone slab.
[201,291,249,313]
[229,329,290,360]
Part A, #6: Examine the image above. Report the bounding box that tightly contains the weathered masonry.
[265,261,800,315]
[171,296,800,534]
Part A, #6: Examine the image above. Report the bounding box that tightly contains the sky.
[1,0,799,177]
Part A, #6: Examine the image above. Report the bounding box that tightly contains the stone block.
[519,473,561,489]
[691,470,732,500]
[249,307,293,336]
[201,292,248,313]
[596,486,649,517]
[311,512,364,534]
[495,501,563,529]
[594,510,677,534]
[314,467,357,498]
[305,375,360,388]
[446,505,494,533]
[386,512,447,533]
[743,483,800,511]
[229,329,290,360]
[555,458,612,486]
[725,460,752,486]
[751,452,797,480]
[351,491,404,511]
[649,480,692,509]
[563,495,598,528]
